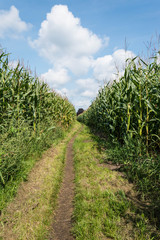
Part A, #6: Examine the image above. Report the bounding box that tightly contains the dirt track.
[0,125,80,240]
[49,135,76,240]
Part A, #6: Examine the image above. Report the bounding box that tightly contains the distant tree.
[77,108,84,116]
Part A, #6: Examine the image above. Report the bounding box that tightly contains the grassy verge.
[0,124,64,212]
[92,132,160,228]
[0,121,81,240]
[73,125,159,240]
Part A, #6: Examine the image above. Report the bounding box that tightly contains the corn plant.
[79,56,160,151]
[78,54,160,208]
[0,49,76,186]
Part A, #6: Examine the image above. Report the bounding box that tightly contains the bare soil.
[49,135,77,240]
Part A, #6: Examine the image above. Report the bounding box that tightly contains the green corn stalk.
[127,103,131,132]
[80,55,160,152]
[145,77,149,155]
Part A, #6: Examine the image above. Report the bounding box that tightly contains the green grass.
[73,125,159,240]
[0,122,81,240]
[0,124,65,212]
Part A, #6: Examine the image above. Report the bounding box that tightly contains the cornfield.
[0,49,76,186]
[79,56,160,152]
[78,55,160,207]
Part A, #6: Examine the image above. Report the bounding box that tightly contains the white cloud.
[113,49,135,69]
[55,87,78,98]
[30,5,105,75]
[81,90,96,98]
[41,68,70,89]
[54,78,100,110]
[74,98,92,110]
[28,5,136,111]
[93,55,115,82]
[76,78,100,103]
[62,56,93,75]
[0,6,31,38]
[72,49,135,110]
[76,78,99,91]
[93,49,135,82]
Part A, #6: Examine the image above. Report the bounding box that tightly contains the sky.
[0,0,160,110]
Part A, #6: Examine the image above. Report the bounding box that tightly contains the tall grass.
[79,56,160,151]
[78,54,160,222]
[0,49,76,190]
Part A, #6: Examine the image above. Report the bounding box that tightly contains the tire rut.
[49,135,77,240]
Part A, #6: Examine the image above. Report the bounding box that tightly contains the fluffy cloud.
[81,90,97,98]
[30,5,104,75]
[71,50,135,110]
[76,78,100,103]
[55,78,100,110]
[113,49,135,69]
[93,49,135,82]
[29,5,136,110]
[93,55,115,82]
[41,68,70,88]
[73,98,92,110]
[76,78,99,92]
[0,6,31,38]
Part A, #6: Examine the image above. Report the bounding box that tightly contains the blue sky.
[0,0,160,110]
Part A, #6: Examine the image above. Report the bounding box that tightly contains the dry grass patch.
[0,122,81,240]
